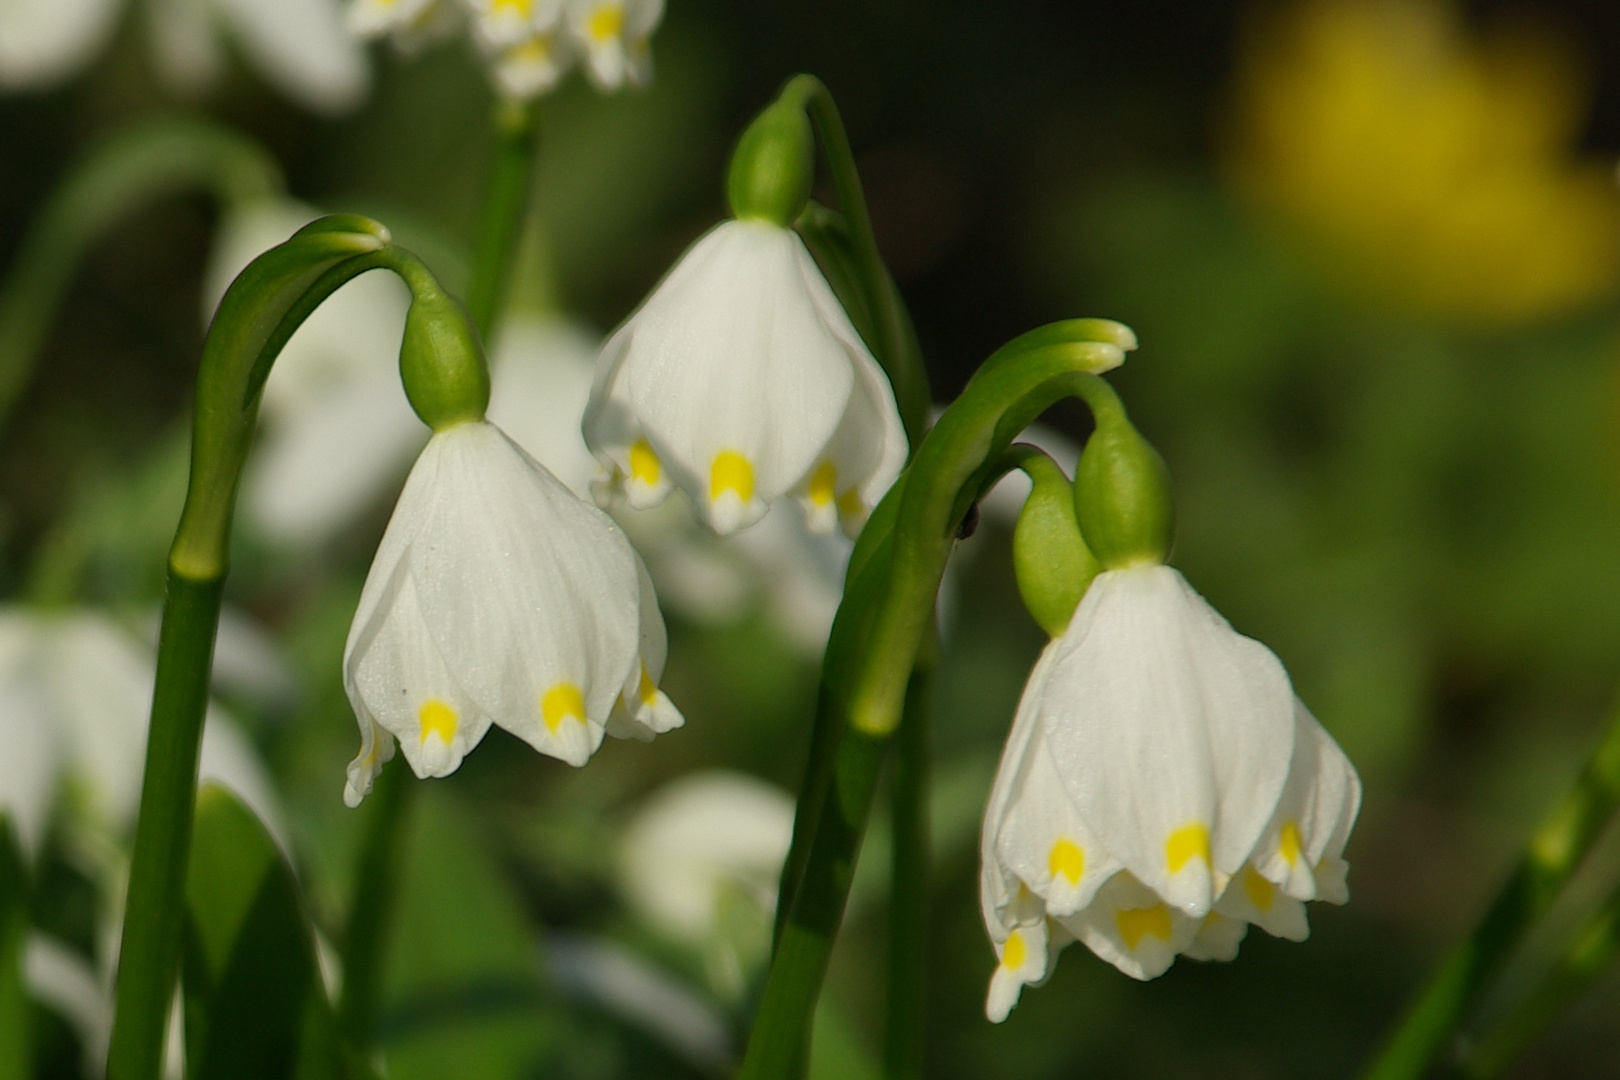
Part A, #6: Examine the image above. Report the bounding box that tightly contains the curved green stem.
[106,219,461,1080]
[739,320,1133,1079]
[466,98,539,338]
[1359,698,1620,1080]
[0,117,280,438]
[779,75,928,443]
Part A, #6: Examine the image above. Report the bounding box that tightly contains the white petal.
[606,559,683,740]
[398,423,643,766]
[486,29,570,99]
[24,934,111,1071]
[348,0,438,37]
[588,221,858,534]
[1041,566,1296,917]
[1182,911,1248,963]
[994,725,1122,918]
[985,917,1052,1023]
[216,0,369,113]
[1060,871,1201,981]
[1214,863,1311,942]
[0,0,122,88]
[347,565,494,779]
[343,714,395,808]
[1250,699,1362,902]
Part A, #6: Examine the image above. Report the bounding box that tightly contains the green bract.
[399,287,490,432]
[1073,400,1174,569]
[727,98,815,227]
[1012,453,1100,638]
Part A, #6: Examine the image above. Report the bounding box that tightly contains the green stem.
[465,98,538,338]
[1455,879,1620,1079]
[884,644,934,1080]
[779,75,929,443]
[0,118,280,439]
[336,757,413,1047]
[106,572,225,1080]
[0,815,31,1079]
[1358,700,1620,1080]
[105,219,450,1080]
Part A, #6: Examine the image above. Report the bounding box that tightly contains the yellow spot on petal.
[808,461,838,507]
[419,699,457,745]
[508,34,552,63]
[629,438,661,486]
[710,450,754,502]
[1279,820,1303,867]
[1166,823,1211,873]
[541,682,587,733]
[1001,929,1027,971]
[492,0,532,17]
[1242,865,1277,912]
[1115,904,1173,951]
[637,663,658,708]
[836,488,865,520]
[1048,839,1085,886]
[587,1,624,42]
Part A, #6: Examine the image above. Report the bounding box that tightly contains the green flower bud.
[726,99,814,227]
[1013,456,1101,638]
[1074,404,1174,569]
[399,287,489,432]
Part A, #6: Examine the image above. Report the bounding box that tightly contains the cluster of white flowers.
[979,564,1360,1019]
[347,0,662,99]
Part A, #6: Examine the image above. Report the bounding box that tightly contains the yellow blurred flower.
[1227,0,1620,323]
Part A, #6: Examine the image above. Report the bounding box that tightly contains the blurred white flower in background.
[347,0,662,101]
[0,608,285,859]
[0,0,367,112]
[617,769,794,999]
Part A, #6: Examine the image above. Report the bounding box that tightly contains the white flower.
[342,419,682,806]
[0,0,367,113]
[979,564,1360,1019]
[0,608,285,857]
[564,0,659,90]
[584,219,908,538]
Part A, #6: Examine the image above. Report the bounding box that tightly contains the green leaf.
[183,784,347,1080]
[0,814,30,1080]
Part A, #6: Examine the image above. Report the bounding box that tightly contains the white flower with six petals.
[584,218,907,538]
[979,564,1360,1020]
[342,419,682,807]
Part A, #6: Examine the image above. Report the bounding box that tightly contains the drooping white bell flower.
[979,564,1360,1019]
[564,0,660,90]
[0,0,367,113]
[584,219,908,538]
[342,419,682,806]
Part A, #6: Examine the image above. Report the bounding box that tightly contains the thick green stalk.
[0,118,280,438]
[105,219,447,1080]
[335,758,413,1047]
[1455,878,1620,1079]
[884,649,934,1080]
[1359,701,1620,1080]
[465,98,538,337]
[106,573,225,1080]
